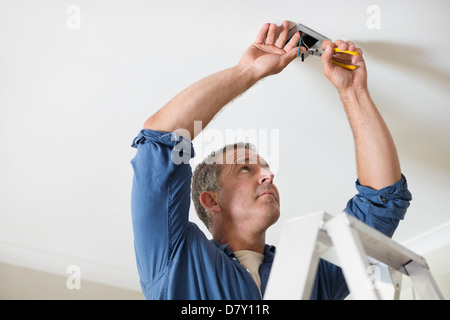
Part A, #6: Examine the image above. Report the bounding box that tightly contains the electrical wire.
[296,32,303,58]
[301,37,314,54]
[297,31,316,61]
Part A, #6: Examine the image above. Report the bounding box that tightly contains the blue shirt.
[130,129,412,300]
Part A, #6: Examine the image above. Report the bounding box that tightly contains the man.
[130,21,412,299]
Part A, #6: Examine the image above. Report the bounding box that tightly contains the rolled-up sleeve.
[344,174,412,237]
[130,129,195,288]
[312,175,413,300]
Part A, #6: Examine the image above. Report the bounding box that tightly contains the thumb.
[284,45,306,65]
[321,44,335,77]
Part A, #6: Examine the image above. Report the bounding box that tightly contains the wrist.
[235,63,264,85]
[339,87,370,103]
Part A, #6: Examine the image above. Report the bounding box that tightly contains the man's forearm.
[339,88,402,190]
[144,64,259,140]
[143,22,301,141]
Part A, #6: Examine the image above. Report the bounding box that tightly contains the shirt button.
[232,258,237,261]
[380,196,387,203]
[246,269,250,273]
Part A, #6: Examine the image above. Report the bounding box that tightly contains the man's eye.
[240,166,250,172]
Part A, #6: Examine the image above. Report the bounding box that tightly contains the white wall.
[0,0,449,298]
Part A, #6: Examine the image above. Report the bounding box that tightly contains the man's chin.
[264,209,280,227]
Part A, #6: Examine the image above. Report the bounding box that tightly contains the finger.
[321,44,335,75]
[344,41,360,64]
[265,23,277,45]
[340,41,362,64]
[255,23,270,44]
[275,21,290,48]
[335,40,349,51]
[352,47,364,64]
[283,43,305,65]
[346,41,356,52]
[284,32,301,52]
[322,39,335,51]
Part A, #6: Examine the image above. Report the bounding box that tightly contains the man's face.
[216,148,280,233]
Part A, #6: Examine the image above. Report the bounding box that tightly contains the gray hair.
[192,142,256,230]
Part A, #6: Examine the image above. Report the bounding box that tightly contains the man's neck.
[214,232,266,255]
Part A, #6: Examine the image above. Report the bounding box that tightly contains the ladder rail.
[263,211,445,300]
[336,213,429,273]
[326,214,381,299]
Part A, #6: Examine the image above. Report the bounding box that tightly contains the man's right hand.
[239,21,305,80]
[321,39,367,94]
[143,21,302,140]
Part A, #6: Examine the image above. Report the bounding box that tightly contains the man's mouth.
[258,190,276,199]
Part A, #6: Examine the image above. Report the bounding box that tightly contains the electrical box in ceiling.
[286,23,328,59]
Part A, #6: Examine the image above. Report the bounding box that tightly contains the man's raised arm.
[143,21,304,140]
[321,39,402,190]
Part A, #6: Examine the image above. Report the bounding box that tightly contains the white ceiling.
[1,0,449,292]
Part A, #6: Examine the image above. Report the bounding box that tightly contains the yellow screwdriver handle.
[331,48,358,70]
[334,48,359,56]
[331,60,357,70]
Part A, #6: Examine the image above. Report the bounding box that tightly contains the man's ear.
[199,191,222,214]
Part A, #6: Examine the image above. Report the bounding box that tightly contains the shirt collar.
[211,239,276,261]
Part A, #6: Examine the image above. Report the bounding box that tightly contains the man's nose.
[258,167,274,184]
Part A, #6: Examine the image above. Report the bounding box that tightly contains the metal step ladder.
[263,211,445,300]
